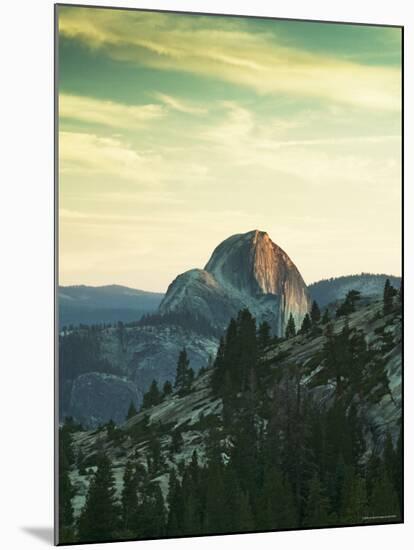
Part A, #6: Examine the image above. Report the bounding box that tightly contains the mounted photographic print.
[55,3,403,545]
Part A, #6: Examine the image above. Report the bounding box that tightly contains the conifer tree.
[170,428,184,454]
[138,482,166,538]
[321,309,331,324]
[303,474,331,527]
[383,278,396,315]
[162,380,173,397]
[383,431,396,485]
[311,300,321,323]
[121,461,139,533]
[78,454,120,542]
[211,337,226,395]
[147,435,163,474]
[59,423,75,542]
[285,313,296,339]
[369,466,400,520]
[257,466,297,530]
[203,460,226,533]
[300,313,312,334]
[341,473,368,524]
[336,290,361,318]
[167,469,184,535]
[126,401,137,420]
[142,380,162,410]
[174,349,194,395]
[257,321,271,351]
[59,463,75,542]
[398,281,403,305]
[395,425,403,512]
[237,309,257,392]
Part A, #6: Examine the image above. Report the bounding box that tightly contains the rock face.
[99,324,218,400]
[160,230,310,336]
[69,373,140,428]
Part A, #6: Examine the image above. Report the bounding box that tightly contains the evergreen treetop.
[285,313,296,339]
[311,300,321,323]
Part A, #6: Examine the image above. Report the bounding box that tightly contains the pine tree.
[258,321,271,351]
[341,473,368,524]
[203,460,226,534]
[174,349,194,395]
[311,300,321,323]
[147,435,163,474]
[398,281,403,305]
[336,290,361,318]
[59,466,75,542]
[383,278,396,315]
[78,454,120,542]
[257,466,297,530]
[395,424,403,513]
[369,466,400,521]
[285,313,296,339]
[58,425,76,542]
[211,337,226,395]
[383,431,396,485]
[237,309,258,392]
[175,348,189,389]
[162,380,173,397]
[321,309,331,324]
[303,474,331,527]
[170,428,184,454]
[140,482,166,538]
[121,461,139,533]
[126,401,137,420]
[238,491,254,532]
[142,380,162,410]
[167,469,183,536]
[300,313,312,334]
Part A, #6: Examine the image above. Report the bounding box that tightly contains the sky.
[57,5,402,292]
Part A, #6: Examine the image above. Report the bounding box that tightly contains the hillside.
[308,274,401,307]
[60,294,402,542]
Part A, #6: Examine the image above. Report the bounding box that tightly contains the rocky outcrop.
[69,373,140,428]
[160,230,311,336]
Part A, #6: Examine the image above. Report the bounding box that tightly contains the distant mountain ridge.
[59,274,401,328]
[308,273,401,308]
[59,284,164,327]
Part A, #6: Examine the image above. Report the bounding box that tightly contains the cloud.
[59,131,164,183]
[59,93,164,129]
[59,130,210,186]
[154,92,207,115]
[198,102,401,187]
[58,7,401,111]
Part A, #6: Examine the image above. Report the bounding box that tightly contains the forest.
[58,280,402,544]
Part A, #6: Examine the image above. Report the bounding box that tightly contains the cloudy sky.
[58,5,402,292]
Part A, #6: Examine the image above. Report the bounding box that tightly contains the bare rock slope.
[160,230,311,336]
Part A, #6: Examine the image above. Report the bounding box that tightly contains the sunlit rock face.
[160,230,311,336]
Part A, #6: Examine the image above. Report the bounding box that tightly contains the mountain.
[309,273,401,308]
[160,230,311,337]
[59,284,164,327]
[60,230,311,426]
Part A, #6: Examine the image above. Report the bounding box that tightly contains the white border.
[1,1,411,548]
